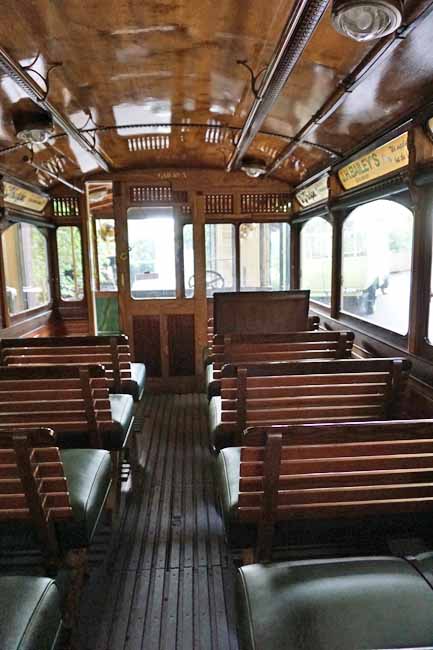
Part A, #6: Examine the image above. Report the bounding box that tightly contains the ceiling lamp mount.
[13,103,54,145]
[0,45,112,172]
[332,0,403,40]
[240,158,267,178]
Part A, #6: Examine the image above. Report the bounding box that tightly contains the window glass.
[240,222,290,291]
[205,223,236,297]
[300,216,332,306]
[95,219,117,291]
[183,224,194,298]
[127,208,175,299]
[2,222,51,315]
[56,226,84,301]
[341,199,413,335]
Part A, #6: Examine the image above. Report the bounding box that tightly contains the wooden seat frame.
[0,335,132,394]
[238,419,433,562]
[219,358,411,446]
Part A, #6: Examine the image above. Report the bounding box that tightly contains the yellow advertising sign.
[296,175,328,208]
[338,132,409,191]
[3,181,49,213]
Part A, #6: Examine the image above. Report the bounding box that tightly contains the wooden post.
[193,192,207,386]
[330,208,342,320]
[80,189,97,335]
[255,433,282,563]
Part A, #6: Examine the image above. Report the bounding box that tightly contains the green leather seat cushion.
[206,363,219,399]
[216,446,240,526]
[57,448,112,548]
[107,393,134,448]
[56,394,134,450]
[130,362,146,401]
[0,449,111,551]
[209,396,235,451]
[215,446,257,546]
[237,556,433,650]
[0,576,62,650]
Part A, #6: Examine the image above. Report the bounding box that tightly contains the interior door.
[115,181,200,392]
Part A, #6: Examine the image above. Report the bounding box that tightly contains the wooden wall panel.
[168,314,195,376]
[133,315,162,377]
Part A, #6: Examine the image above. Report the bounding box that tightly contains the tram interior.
[3,1,433,649]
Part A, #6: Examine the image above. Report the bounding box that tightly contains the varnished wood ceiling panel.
[0,0,429,188]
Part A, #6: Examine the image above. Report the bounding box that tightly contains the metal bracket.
[22,52,62,102]
[237,59,267,99]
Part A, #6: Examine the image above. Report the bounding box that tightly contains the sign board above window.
[296,175,329,208]
[338,132,409,191]
[3,181,49,213]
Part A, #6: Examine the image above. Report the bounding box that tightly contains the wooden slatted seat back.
[0,365,113,448]
[207,317,320,365]
[220,358,411,441]
[211,331,354,381]
[0,335,131,393]
[238,419,433,561]
[0,427,73,558]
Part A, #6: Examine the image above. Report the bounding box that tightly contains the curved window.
[300,216,332,306]
[2,222,51,315]
[56,226,84,301]
[341,199,413,335]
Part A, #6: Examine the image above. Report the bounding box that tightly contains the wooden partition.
[213,290,310,335]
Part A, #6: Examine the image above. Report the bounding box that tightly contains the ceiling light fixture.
[332,0,402,40]
[240,158,267,178]
[12,103,54,145]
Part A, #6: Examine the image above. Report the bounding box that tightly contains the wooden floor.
[79,393,240,650]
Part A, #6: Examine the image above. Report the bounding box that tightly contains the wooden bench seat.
[216,418,433,556]
[0,427,112,634]
[0,365,133,450]
[0,335,146,401]
[206,330,354,398]
[210,357,411,450]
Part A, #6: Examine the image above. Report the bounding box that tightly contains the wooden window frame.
[297,212,333,315]
[0,220,54,328]
[92,216,118,294]
[54,224,86,305]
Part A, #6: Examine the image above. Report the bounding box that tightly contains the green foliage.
[56,226,84,300]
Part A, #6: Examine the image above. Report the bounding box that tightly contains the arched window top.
[2,222,51,316]
[300,216,332,306]
[341,199,413,335]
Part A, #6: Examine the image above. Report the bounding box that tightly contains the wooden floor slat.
[81,393,239,650]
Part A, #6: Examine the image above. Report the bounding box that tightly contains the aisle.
[80,393,240,650]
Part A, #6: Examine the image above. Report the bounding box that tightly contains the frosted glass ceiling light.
[240,158,267,178]
[332,0,402,40]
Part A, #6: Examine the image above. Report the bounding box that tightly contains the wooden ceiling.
[0,0,432,190]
